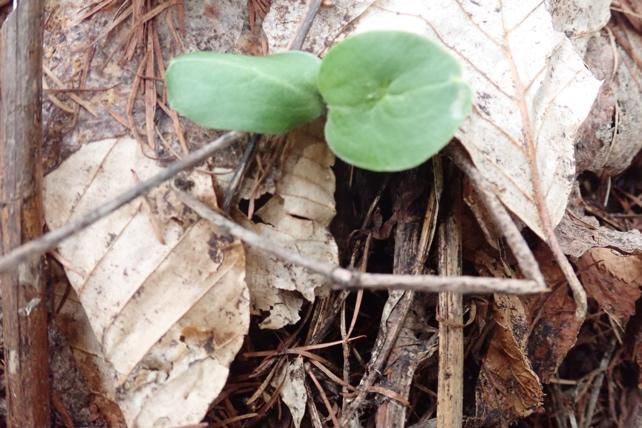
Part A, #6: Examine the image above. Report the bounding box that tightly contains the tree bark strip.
[437,181,464,428]
[0,2,49,427]
[375,162,441,427]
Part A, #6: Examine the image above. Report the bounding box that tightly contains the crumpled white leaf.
[274,357,307,428]
[265,0,601,239]
[238,121,338,329]
[45,138,249,427]
[548,0,612,34]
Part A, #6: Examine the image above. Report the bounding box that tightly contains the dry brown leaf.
[475,294,543,426]
[239,121,338,329]
[473,244,582,390]
[475,242,582,386]
[523,247,582,383]
[577,248,642,325]
[44,138,249,427]
[636,336,642,389]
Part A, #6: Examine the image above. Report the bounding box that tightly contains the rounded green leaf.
[167,51,324,134]
[318,31,472,172]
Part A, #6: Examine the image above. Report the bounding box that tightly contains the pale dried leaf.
[275,357,308,428]
[548,0,611,34]
[240,122,338,329]
[267,0,601,240]
[575,30,642,175]
[263,0,376,54]
[556,211,642,258]
[44,138,249,427]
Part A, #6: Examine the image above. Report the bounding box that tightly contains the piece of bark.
[436,180,464,428]
[342,165,431,425]
[375,162,440,427]
[0,3,50,427]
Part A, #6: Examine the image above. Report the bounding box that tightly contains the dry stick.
[174,189,545,294]
[288,0,322,50]
[0,131,244,274]
[0,2,50,426]
[452,137,584,319]
[436,182,464,428]
[447,144,546,287]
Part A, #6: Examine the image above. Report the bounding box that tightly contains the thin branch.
[447,144,546,287]
[174,189,546,295]
[288,0,322,50]
[0,131,244,273]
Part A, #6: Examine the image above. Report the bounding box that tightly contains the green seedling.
[166,31,472,172]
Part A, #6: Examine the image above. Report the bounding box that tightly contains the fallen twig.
[288,0,322,50]
[174,188,546,295]
[448,143,586,318]
[448,143,545,287]
[0,131,244,273]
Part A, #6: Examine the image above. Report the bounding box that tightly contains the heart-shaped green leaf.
[167,51,324,134]
[318,31,472,172]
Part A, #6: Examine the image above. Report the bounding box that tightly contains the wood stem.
[0,2,50,426]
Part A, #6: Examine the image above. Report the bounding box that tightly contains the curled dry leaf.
[575,25,642,176]
[265,0,601,240]
[556,210,642,258]
[475,294,543,426]
[473,244,582,398]
[577,248,642,326]
[239,121,338,329]
[44,138,250,427]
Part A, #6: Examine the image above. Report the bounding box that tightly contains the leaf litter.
[45,137,250,427]
[21,0,642,426]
